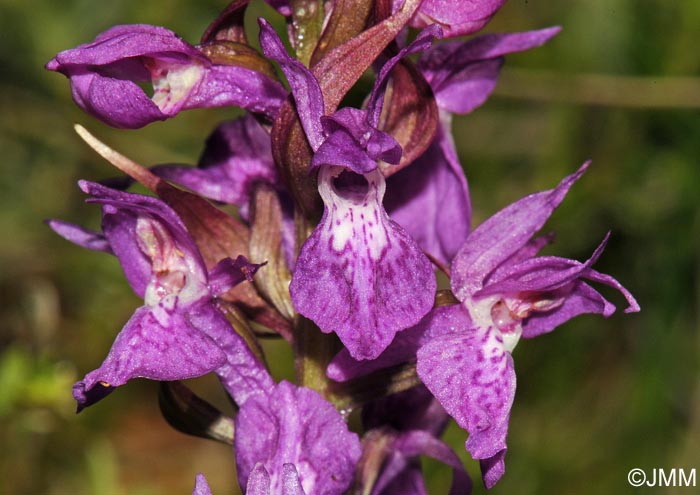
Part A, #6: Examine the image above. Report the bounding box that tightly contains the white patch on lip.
[150,63,204,113]
[467,295,523,353]
[136,216,205,308]
[318,166,390,261]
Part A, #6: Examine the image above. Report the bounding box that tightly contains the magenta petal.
[419,28,561,114]
[451,162,589,300]
[155,114,278,208]
[207,255,260,296]
[246,464,271,495]
[584,269,641,313]
[480,451,506,490]
[79,180,207,299]
[46,219,112,253]
[69,71,168,128]
[291,167,436,360]
[186,302,275,405]
[366,24,442,127]
[74,305,227,411]
[245,464,307,495]
[281,465,306,495]
[431,59,503,115]
[311,127,380,173]
[258,19,325,150]
[48,24,204,67]
[416,330,515,465]
[478,233,609,296]
[182,65,286,117]
[390,431,472,495]
[521,281,615,338]
[407,0,506,37]
[193,473,212,495]
[312,108,402,172]
[234,381,360,495]
[327,304,470,382]
[385,116,471,265]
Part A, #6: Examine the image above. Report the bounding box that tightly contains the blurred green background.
[0,0,697,493]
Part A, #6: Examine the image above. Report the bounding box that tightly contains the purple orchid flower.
[46,24,286,128]
[397,0,506,38]
[48,181,275,410]
[386,27,562,266]
[362,387,472,495]
[259,20,437,360]
[155,114,280,211]
[329,163,639,488]
[234,380,361,495]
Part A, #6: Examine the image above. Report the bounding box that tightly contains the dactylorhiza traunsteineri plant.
[46,1,639,493]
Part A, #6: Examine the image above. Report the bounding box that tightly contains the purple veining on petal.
[234,381,360,495]
[291,166,436,360]
[416,329,514,487]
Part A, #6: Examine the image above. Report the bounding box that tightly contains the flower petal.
[155,115,278,207]
[193,473,213,495]
[385,115,471,265]
[234,381,360,495]
[246,464,271,495]
[476,234,610,297]
[407,0,506,37]
[419,28,561,114]
[521,281,615,338]
[291,167,436,360]
[327,304,470,382]
[79,181,207,299]
[259,19,325,151]
[451,162,589,301]
[207,255,260,296]
[73,305,227,411]
[390,430,472,495]
[46,219,112,253]
[47,24,204,67]
[416,330,515,483]
[67,71,168,128]
[182,65,286,117]
[186,302,275,405]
